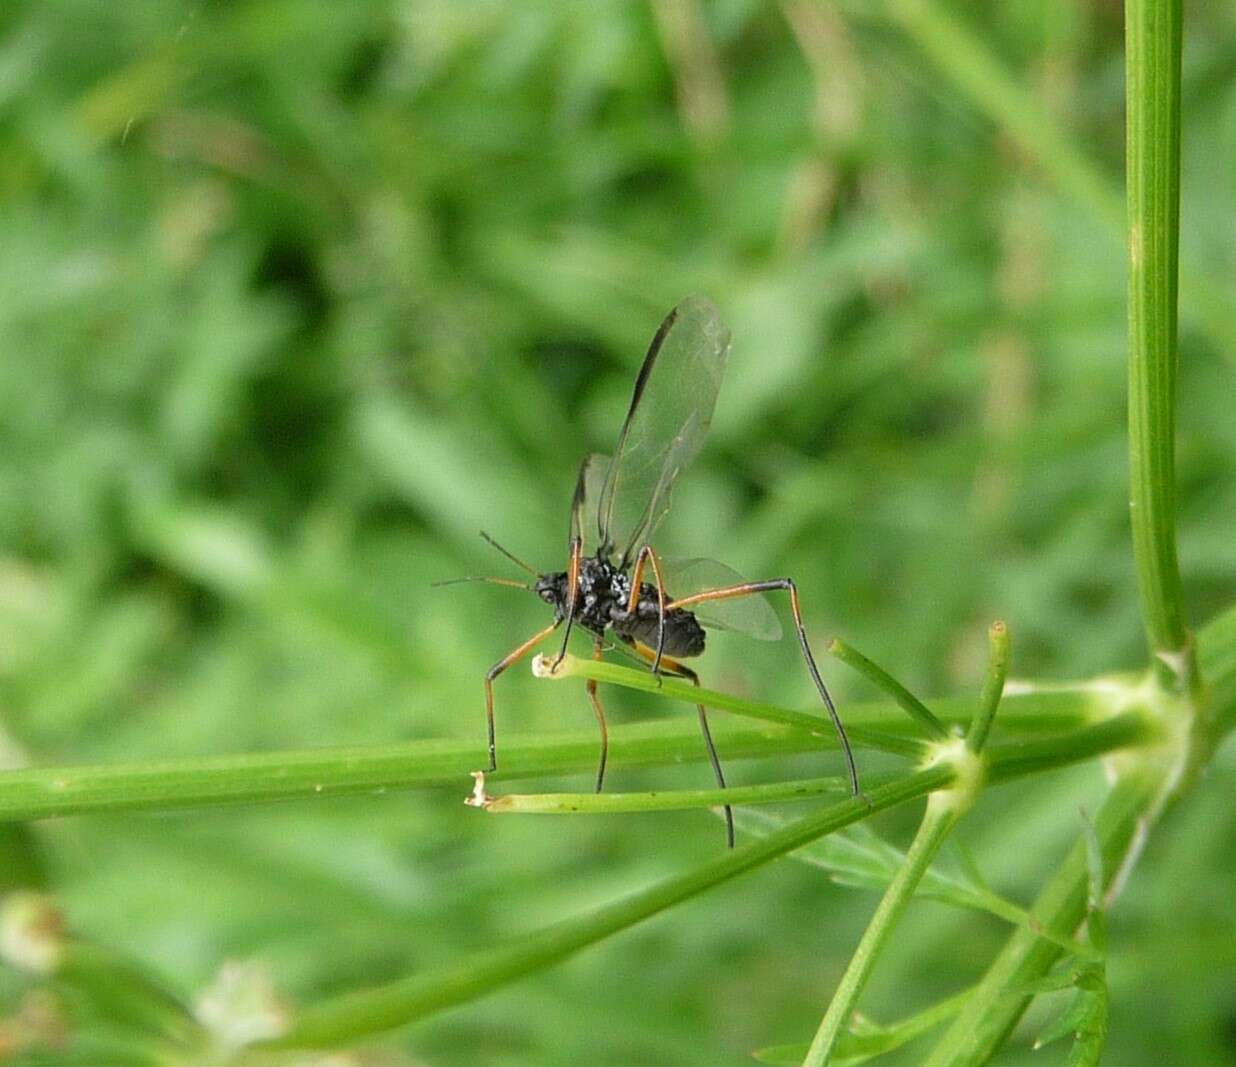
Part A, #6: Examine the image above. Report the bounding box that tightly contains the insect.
[444,297,858,846]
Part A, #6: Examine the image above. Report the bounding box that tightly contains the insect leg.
[627,545,669,675]
[484,620,561,772]
[627,641,735,848]
[666,580,859,796]
[586,637,609,793]
[548,534,583,672]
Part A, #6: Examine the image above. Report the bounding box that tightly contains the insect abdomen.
[617,609,706,658]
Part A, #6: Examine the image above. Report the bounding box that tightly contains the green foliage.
[0,1,1233,1065]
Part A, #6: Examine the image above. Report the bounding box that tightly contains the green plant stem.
[1125,0,1191,685]
[483,774,859,814]
[967,621,1009,753]
[826,639,950,739]
[260,711,1151,1051]
[804,797,960,1065]
[921,769,1161,1067]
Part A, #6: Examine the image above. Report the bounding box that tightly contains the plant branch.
[827,639,950,739]
[260,711,1150,1050]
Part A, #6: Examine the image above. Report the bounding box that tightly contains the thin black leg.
[667,579,859,796]
[624,641,736,848]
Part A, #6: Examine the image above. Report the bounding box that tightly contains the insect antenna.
[431,576,532,590]
[478,530,538,575]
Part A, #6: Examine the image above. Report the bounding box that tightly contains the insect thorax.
[535,556,626,633]
[534,555,706,657]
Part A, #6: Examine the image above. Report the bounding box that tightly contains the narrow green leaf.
[826,639,950,739]
[1027,959,1108,1066]
[55,943,200,1045]
[1079,808,1110,955]
[1034,989,1093,1050]
[1019,964,1084,996]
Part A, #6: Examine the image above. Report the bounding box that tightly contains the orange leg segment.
[586,638,609,793]
[627,544,670,675]
[484,620,561,772]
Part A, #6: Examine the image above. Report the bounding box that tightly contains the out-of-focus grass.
[0,2,1233,1064]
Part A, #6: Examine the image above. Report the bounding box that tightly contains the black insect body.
[443,296,858,847]
[535,560,706,658]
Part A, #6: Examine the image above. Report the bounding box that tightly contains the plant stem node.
[920,737,985,814]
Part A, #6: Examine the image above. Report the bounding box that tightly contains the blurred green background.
[1,1,1234,1064]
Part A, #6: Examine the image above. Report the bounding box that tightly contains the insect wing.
[597,297,730,567]
[665,557,782,642]
[569,452,611,555]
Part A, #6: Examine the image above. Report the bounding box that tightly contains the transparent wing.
[597,296,730,567]
[568,452,611,555]
[664,557,782,642]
